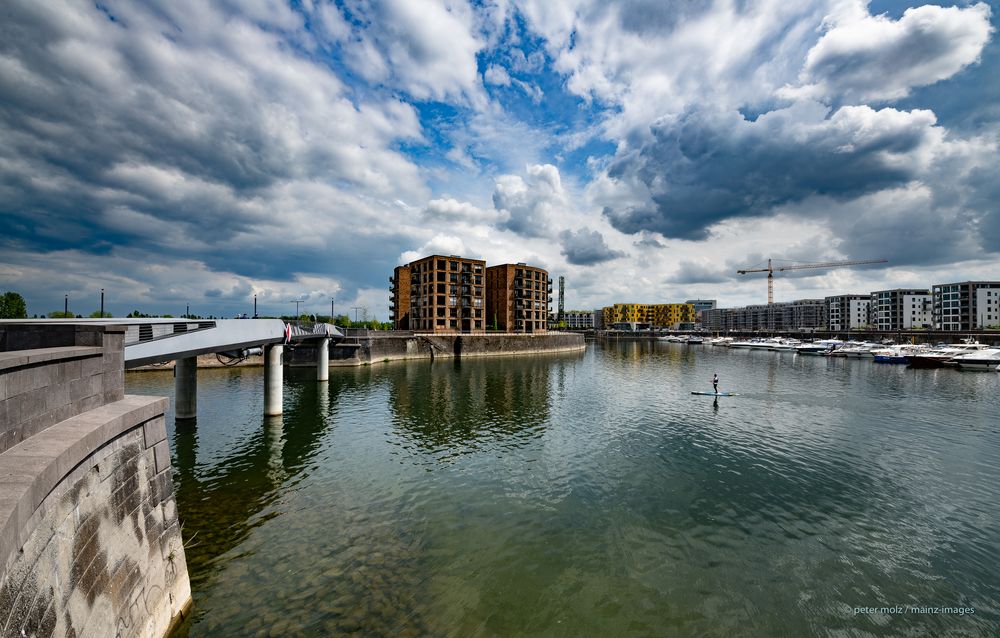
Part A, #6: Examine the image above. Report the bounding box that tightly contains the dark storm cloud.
[558,228,625,266]
[604,101,939,241]
[0,1,427,309]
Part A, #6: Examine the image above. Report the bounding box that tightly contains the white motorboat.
[768,339,800,352]
[908,341,990,368]
[836,342,879,358]
[795,339,844,356]
[950,348,1000,370]
[686,336,704,344]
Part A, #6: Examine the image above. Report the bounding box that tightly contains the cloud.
[400,234,473,264]
[492,163,567,236]
[484,64,512,86]
[0,1,434,311]
[422,198,500,224]
[633,233,664,249]
[558,228,625,265]
[338,0,486,103]
[781,3,993,103]
[664,261,731,284]
[603,100,942,240]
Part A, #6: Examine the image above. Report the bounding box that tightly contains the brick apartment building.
[390,255,486,332]
[485,263,551,333]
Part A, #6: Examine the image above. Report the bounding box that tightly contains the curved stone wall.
[0,324,191,638]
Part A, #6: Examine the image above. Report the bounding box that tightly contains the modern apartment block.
[697,299,825,331]
[602,303,696,329]
[390,255,486,332]
[485,263,551,333]
[931,281,1000,330]
[825,295,871,330]
[976,287,1000,329]
[564,310,595,329]
[870,289,931,330]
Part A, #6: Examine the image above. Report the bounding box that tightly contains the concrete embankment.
[292,332,586,367]
[0,323,190,638]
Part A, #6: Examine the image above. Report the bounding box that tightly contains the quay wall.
[0,324,190,638]
[288,332,586,367]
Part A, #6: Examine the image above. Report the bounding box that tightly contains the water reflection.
[121,343,1000,638]
[169,370,343,591]
[386,356,555,455]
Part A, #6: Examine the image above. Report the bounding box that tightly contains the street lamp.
[100,288,104,318]
[289,300,305,317]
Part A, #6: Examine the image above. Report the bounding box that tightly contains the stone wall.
[0,327,125,454]
[0,323,190,638]
[290,332,586,367]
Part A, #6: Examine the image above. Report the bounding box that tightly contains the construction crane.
[737,258,888,304]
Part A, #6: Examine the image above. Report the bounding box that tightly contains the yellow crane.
[737,258,888,304]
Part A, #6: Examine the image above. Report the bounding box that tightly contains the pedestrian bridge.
[2,318,343,419]
[118,318,341,368]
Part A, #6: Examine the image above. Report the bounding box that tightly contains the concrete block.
[7,367,48,398]
[102,368,124,393]
[153,441,170,474]
[0,374,7,402]
[45,383,70,413]
[56,359,83,384]
[142,418,166,450]
[68,375,102,403]
[8,392,36,430]
[102,389,124,406]
[80,356,102,377]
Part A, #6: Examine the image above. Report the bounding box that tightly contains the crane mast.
[736,258,888,304]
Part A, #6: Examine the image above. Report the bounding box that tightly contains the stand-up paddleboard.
[691,391,740,396]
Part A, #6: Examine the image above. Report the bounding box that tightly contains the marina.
[122,340,1000,637]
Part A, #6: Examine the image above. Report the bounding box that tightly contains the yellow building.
[603,303,695,328]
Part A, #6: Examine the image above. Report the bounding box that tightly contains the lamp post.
[254,294,257,318]
[289,300,304,317]
[100,288,104,318]
[331,298,335,321]
[64,294,68,316]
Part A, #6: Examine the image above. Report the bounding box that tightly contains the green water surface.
[126,341,1000,637]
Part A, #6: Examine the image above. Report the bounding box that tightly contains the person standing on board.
[712,373,719,394]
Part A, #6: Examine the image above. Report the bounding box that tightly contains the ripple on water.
[128,343,1000,637]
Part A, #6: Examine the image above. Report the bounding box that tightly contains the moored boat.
[950,348,1000,370]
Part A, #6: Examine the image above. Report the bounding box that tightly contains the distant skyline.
[1,0,998,320]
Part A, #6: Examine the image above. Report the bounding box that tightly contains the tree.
[89,310,113,318]
[47,311,74,318]
[0,291,28,318]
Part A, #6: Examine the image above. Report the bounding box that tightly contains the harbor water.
[126,341,1000,637]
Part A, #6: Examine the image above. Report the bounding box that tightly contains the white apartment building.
[826,295,871,330]
[871,289,932,330]
[976,287,1000,328]
[564,310,595,329]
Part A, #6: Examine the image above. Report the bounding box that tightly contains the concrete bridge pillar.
[174,356,197,420]
[264,344,283,416]
[317,337,329,381]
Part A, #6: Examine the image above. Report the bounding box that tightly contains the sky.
[1,0,998,319]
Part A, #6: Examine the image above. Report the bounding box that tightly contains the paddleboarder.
[712,373,719,395]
